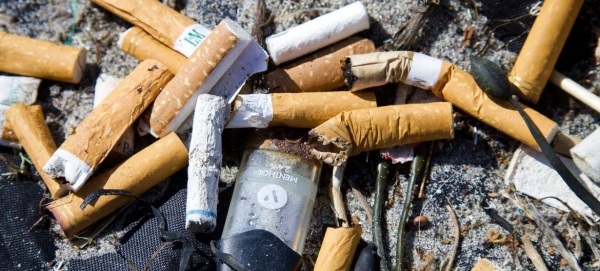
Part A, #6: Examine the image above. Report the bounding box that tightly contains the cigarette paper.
[43,60,173,191]
[506,144,600,218]
[227,92,376,128]
[47,133,188,238]
[118,27,187,74]
[186,95,229,233]
[314,226,362,271]
[91,0,210,57]
[0,31,86,84]
[266,37,376,93]
[0,75,40,106]
[5,104,67,198]
[309,102,454,166]
[265,2,370,65]
[149,18,268,138]
[343,52,559,150]
[508,0,584,104]
[571,129,600,183]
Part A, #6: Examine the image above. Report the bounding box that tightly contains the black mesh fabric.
[478,0,537,52]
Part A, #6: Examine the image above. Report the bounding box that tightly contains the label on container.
[406,53,443,90]
[257,184,288,209]
[174,24,211,57]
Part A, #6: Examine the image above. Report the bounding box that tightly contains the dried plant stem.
[417,142,434,198]
[348,176,373,223]
[445,203,460,271]
[331,161,349,227]
[520,234,549,271]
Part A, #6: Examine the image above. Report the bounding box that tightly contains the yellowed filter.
[0,31,86,84]
[509,0,584,103]
[119,27,187,73]
[309,102,454,166]
[5,104,67,198]
[314,226,362,271]
[48,133,188,238]
[266,37,376,93]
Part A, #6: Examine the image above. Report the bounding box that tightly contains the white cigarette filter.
[226,92,377,128]
[43,60,173,192]
[149,18,268,138]
[265,2,370,65]
[571,129,600,184]
[0,75,42,148]
[186,94,229,233]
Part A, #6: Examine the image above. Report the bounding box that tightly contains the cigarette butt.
[0,31,86,84]
[314,226,362,271]
[91,0,210,57]
[571,128,600,183]
[342,51,416,92]
[508,0,584,104]
[266,2,370,65]
[227,92,377,128]
[47,133,188,238]
[309,102,454,166]
[266,37,376,93]
[43,60,173,191]
[118,27,187,74]
[5,104,67,198]
[0,75,41,106]
[186,94,229,233]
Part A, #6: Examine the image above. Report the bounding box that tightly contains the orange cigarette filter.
[119,27,187,73]
[509,0,584,104]
[5,104,67,198]
[0,31,86,84]
[314,226,362,271]
[48,133,188,238]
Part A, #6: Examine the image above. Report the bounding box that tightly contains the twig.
[445,202,460,271]
[390,4,434,50]
[331,161,349,227]
[418,141,434,198]
[373,157,390,271]
[520,234,549,271]
[348,176,373,223]
[252,0,267,48]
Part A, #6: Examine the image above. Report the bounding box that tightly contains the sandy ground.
[1,0,600,270]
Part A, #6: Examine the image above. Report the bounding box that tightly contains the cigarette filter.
[343,52,559,150]
[265,2,370,65]
[43,60,173,191]
[91,0,210,57]
[5,104,67,198]
[0,106,20,149]
[309,102,454,166]
[227,92,376,128]
[508,0,584,104]
[0,31,86,84]
[266,37,376,93]
[571,128,600,183]
[150,18,268,138]
[47,133,188,238]
[0,75,40,106]
[186,95,229,233]
[314,226,362,271]
[118,27,187,74]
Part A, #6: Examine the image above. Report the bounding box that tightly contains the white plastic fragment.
[571,128,600,183]
[265,1,370,65]
[186,94,229,233]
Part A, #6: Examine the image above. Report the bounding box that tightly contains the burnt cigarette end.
[343,58,357,88]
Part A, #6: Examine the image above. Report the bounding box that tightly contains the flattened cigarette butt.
[186,95,229,233]
[508,0,584,104]
[43,60,173,192]
[227,92,377,128]
[47,133,188,238]
[150,18,267,138]
[266,37,376,93]
[0,31,86,84]
[265,2,370,65]
[571,128,600,183]
[118,27,187,74]
[91,0,210,57]
[5,104,67,198]
[309,102,454,166]
[343,51,559,150]
[314,226,362,271]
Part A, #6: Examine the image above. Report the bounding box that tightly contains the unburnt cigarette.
[508,0,584,104]
[266,2,370,65]
[571,128,600,184]
[43,60,173,191]
[118,27,187,74]
[314,226,362,271]
[265,37,376,93]
[5,104,67,198]
[186,95,229,233]
[227,92,376,128]
[0,31,86,84]
[149,18,268,138]
[91,0,210,57]
[343,52,559,150]
[47,133,188,238]
[309,102,454,166]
